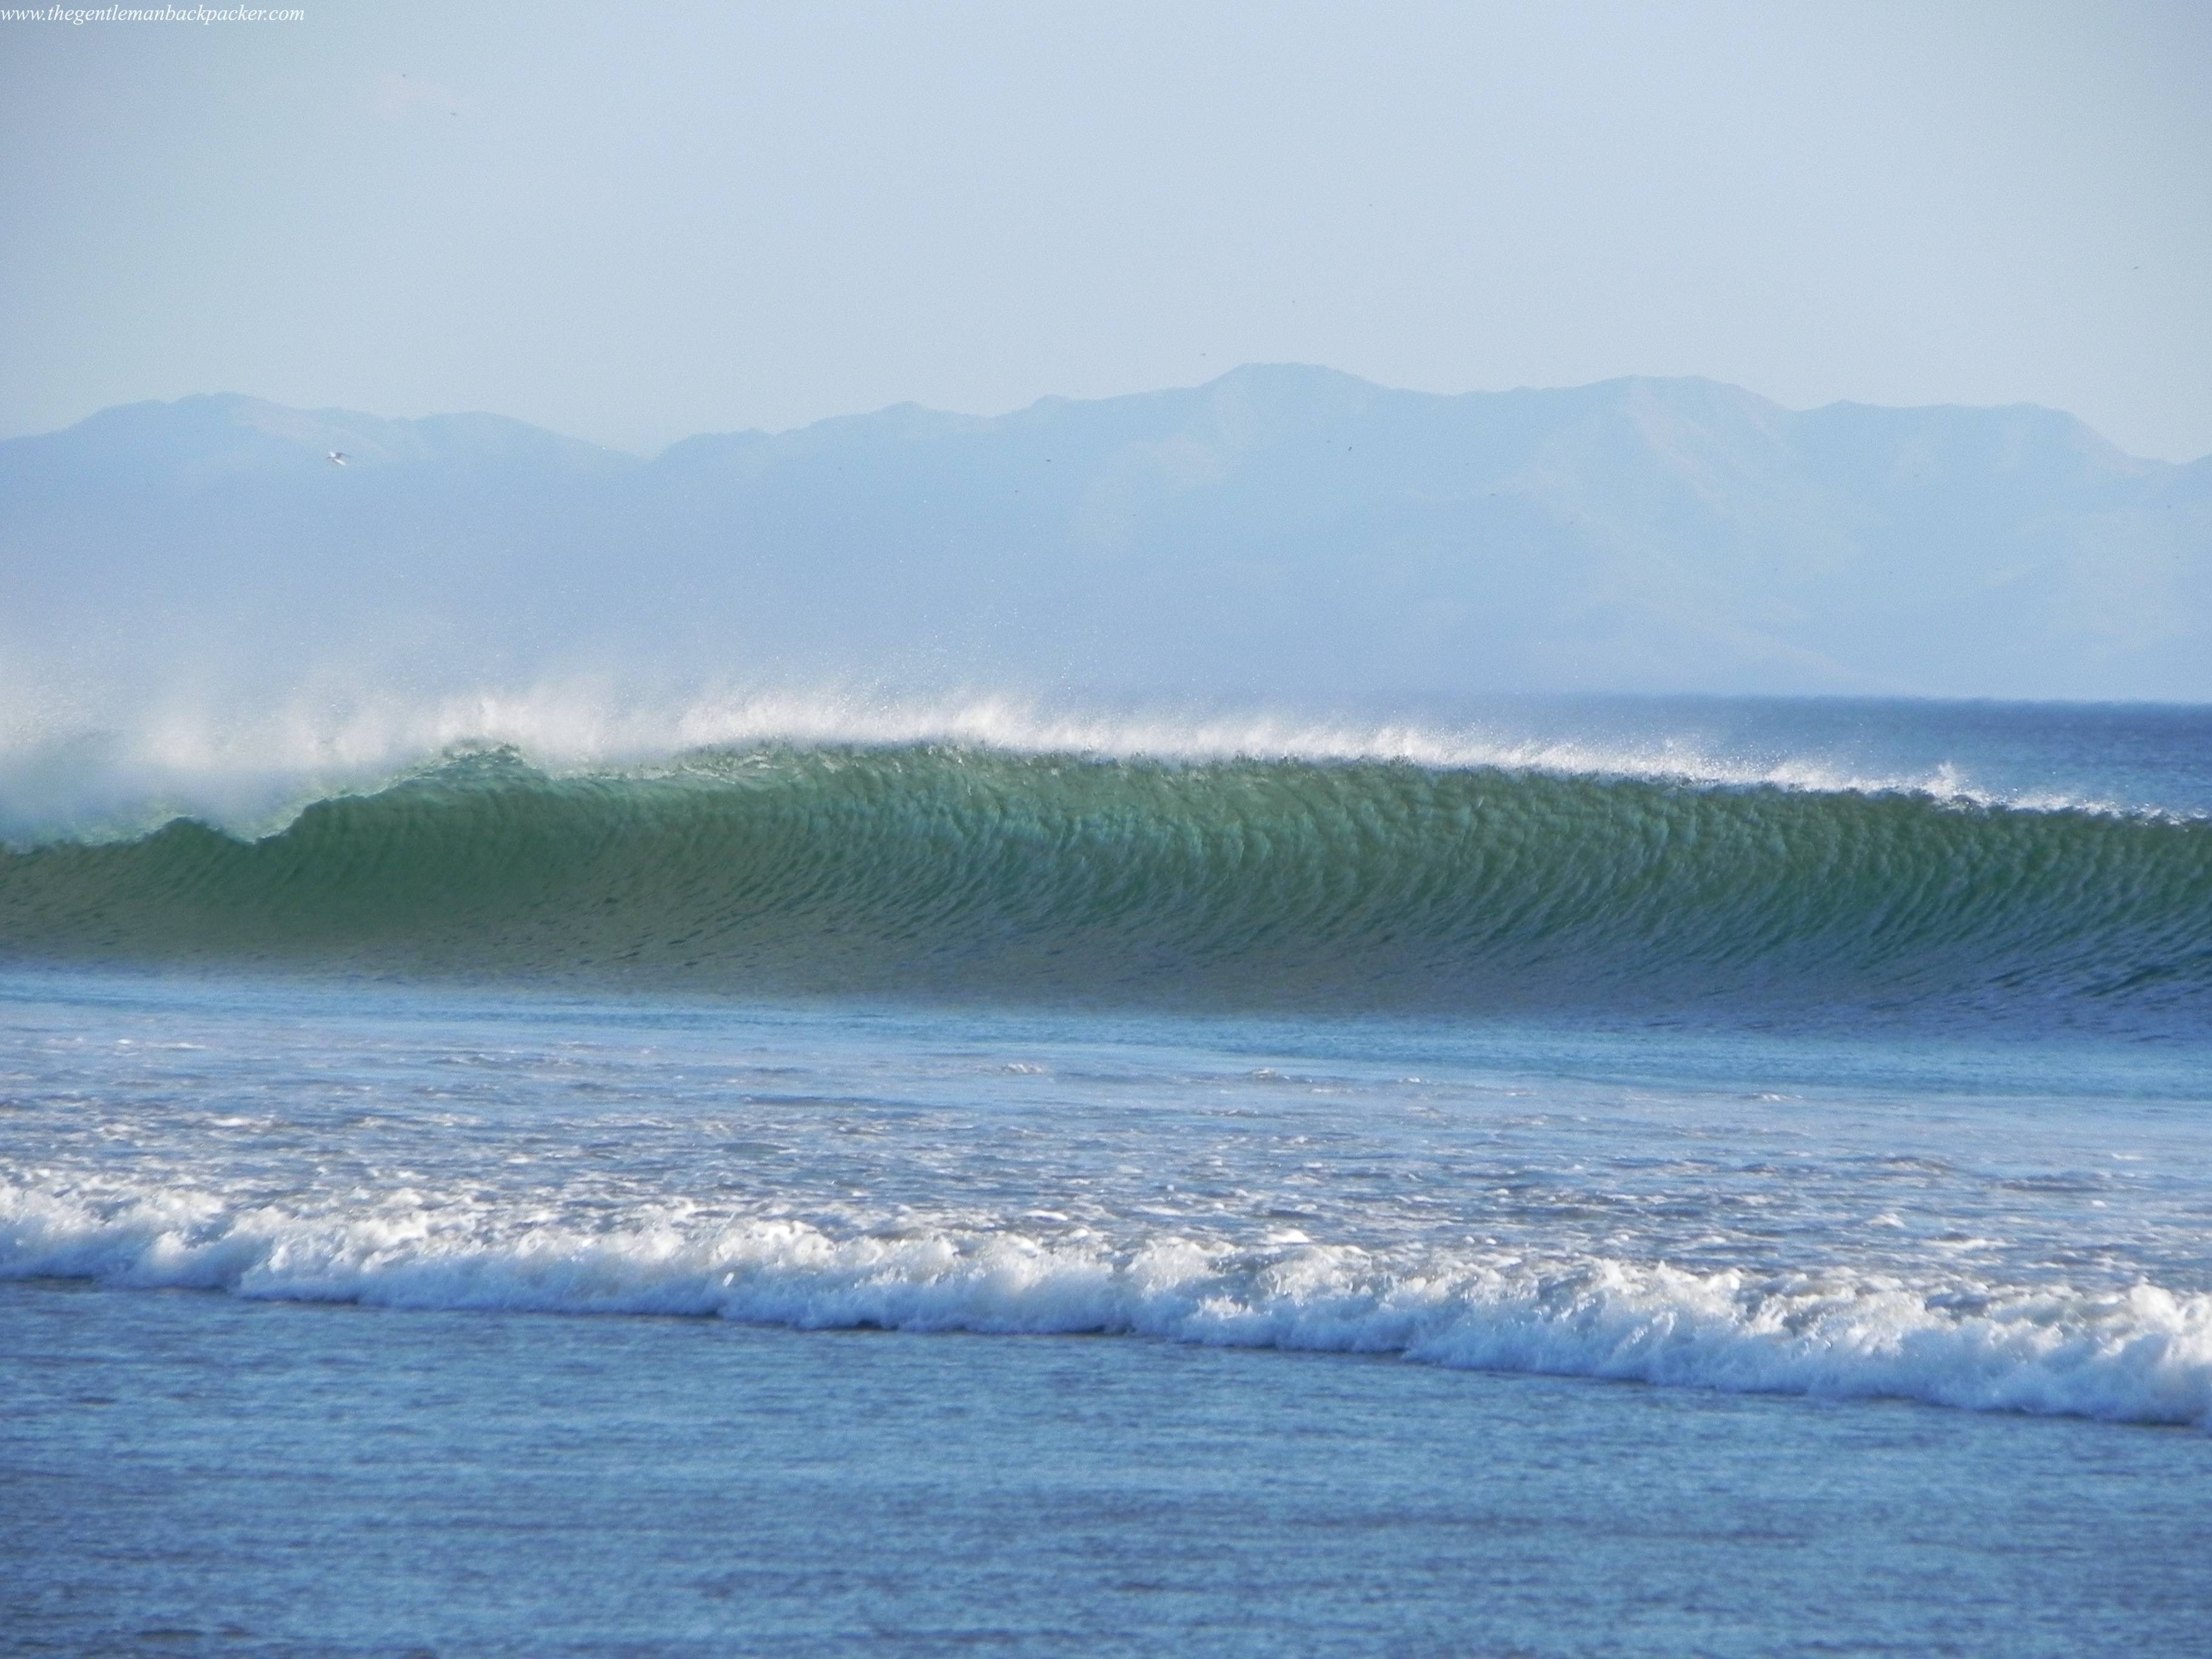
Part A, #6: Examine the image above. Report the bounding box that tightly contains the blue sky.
[4,0,2208,458]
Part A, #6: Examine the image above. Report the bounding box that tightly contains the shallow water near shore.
[5,964,2212,1652]
[7,1275,2210,1658]
[6,968,2211,1419]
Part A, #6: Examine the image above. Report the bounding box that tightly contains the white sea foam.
[5,1180,2206,1428]
[0,681,2163,846]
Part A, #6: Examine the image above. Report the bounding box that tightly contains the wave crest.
[3,742,2207,1034]
[1,686,2177,848]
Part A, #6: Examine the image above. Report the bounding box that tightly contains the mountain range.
[4,365,2207,708]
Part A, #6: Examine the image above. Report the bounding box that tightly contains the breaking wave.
[4,733,2208,1036]
[5,1179,2207,1428]
[3,737,2209,1036]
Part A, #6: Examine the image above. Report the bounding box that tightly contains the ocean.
[3,692,2209,1655]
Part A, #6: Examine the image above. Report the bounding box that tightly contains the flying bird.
[327,451,350,466]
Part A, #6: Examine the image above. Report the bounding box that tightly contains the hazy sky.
[4,1,2208,459]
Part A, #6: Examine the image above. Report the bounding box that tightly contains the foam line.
[5,1181,2206,1427]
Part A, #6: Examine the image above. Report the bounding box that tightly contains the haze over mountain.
[5,365,2207,718]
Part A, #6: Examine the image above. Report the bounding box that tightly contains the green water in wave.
[2,745,2206,1036]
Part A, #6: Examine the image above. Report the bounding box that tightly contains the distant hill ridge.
[4,366,2207,703]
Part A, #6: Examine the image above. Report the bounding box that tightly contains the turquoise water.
[3,695,2210,1651]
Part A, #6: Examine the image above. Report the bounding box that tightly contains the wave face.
[3,743,2209,1036]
